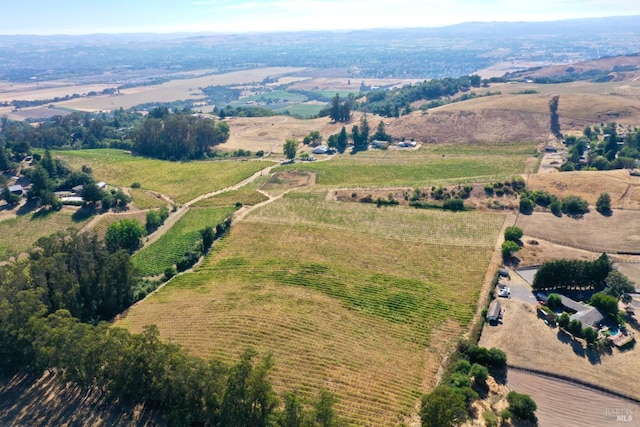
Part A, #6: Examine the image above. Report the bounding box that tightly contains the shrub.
[131,182,142,189]
[507,391,537,421]
[591,292,619,316]
[483,410,498,427]
[484,184,494,195]
[550,200,562,216]
[558,312,570,328]
[442,198,465,211]
[596,192,611,215]
[454,359,471,374]
[469,363,488,387]
[465,345,507,369]
[568,319,583,337]
[546,293,562,310]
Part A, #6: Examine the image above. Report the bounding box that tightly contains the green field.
[119,193,506,425]
[128,188,168,209]
[276,103,327,117]
[191,189,268,208]
[278,145,530,187]
[314,90,357,98]
[237,90,308,103]
[54,149,270,204]
[0,208,91,259]
[132,207,234,277]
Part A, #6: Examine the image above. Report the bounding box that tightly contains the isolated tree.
[549,95,562,139]
[359,115,370,145]
[329,94,351,123]
[561,195,588,216]
[283,139,298,160]
[504,226,523,242]
[337,126,348,150]
[2,183,20,205]
[112,188,131,209]
[596,192,611,215]
[420,386,467,427]
[583,326,598,345]
[605,270,635,303]
[105,218,145,254]
[371,120,391,142]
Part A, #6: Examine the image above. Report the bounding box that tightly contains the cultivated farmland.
[190,189,268,208]
[132,207,234,277]
[0,208,91,260]
[119,193,508,425]
[54,149,271,204]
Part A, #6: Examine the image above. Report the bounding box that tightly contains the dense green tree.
[0,145,12,171]
[561,195,589,216]
[591,292,619,316]
[504,226,523,242]
[146,206,169,234]
[371,120,391,142]
[605,270,635,303]
[283,139,299,160]
[546,293,562,310]
[330,94,352,123]
[519,197,534,214]
[583,326,598,344]
[596,192,611,215]
[82,182,106,206]
[105,219,145,254]
[506,391,537,421]
[112,188,131,209]
[549,95,562,139]
[420,386,467,427]
[604,127,619,161]
[27,166,54,200]
[469,363,488,388]
[533,254,612,291]
[502,241,520,261]
[279,392,305,427]
[2,182,20,205]
[337,126,348,150]
[558,312,570,328]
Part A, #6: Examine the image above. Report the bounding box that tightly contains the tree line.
[532,253,612,291]
[133,108,230,160]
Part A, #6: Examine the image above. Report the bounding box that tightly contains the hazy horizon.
[2,0,639,36]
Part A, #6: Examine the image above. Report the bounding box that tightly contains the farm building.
[8,184,24,195]
[312,145,329,155]
[487,301,502,325]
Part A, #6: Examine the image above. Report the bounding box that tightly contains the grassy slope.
[54,149,270,204]
[119,193,506,425]
[0,209,91,259]
[279,142,533,187]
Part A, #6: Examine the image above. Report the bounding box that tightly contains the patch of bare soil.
[261,171,316,191]
[0,371,162,427]
[507,370,639,427]
[389,108,549,144]
[331,183,519,213]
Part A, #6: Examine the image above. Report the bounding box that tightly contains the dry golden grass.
[53,67,303,112]
[527,169,640,209]
[118,194,506,425]
[288,77,421,91]
[0,83,115,103]
[479,297,640,400]
[516,210,640,254]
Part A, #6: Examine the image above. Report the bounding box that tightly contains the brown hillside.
[388,108,549,144]
[511,54,640,80]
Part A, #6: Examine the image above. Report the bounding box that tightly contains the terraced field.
[132,207,235,277]
[119,193,507,425]
[54,149,271,204]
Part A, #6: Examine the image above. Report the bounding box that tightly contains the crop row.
[132,207,234,276]
[191,189,268,208]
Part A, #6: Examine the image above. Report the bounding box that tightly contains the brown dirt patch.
[261,171,315,191]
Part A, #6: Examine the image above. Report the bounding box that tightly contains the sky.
[2,0,639,35]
